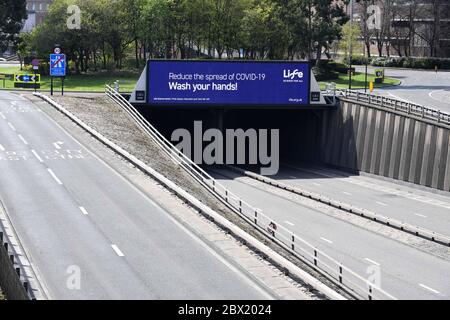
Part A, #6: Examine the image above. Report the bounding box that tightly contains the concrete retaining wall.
[321,99,450,191]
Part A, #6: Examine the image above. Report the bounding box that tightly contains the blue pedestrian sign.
[50,54,66,77]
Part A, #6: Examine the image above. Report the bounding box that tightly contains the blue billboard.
[147,60,311,106]
[50,54,66,77]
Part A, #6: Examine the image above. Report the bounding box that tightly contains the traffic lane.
[0,119,157,299]
[209,171,450,300]
[0,93,272,300]
[293,164,450,207]
[273,166,450,237]
[354,66,450,113]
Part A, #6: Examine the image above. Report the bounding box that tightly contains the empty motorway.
[0,91,274,300]
[209,167,450,300]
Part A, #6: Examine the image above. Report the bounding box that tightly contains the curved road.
[355,66,450,113]
[0,91,272,300]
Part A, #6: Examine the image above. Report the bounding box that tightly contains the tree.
[311,0,348,64]
[0,0,27,53]
[340,20,362,58]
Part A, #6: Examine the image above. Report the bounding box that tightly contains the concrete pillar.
[444,134,450,191]
[433,129,449,190]
[399,118,415,182]
[389,115,404,179]
[409,122,425,184]
[361,108,375,172]
[380,112,395,177]
[371,110,385,175]
[420,125,436,187]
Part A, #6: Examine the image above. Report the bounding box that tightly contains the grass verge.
[0,65,138,92]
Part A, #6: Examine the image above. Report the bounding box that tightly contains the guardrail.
[0,220,32,300]
[227,165,450,247]
[338,90,450,126]
[105,85,396,300]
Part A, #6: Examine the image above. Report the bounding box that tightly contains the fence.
[338,90,450,126]
[105,85,397,300]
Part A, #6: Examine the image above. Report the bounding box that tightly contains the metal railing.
[105,85,397,300]
[338,90,450,126]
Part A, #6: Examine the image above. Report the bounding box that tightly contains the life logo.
[283,69,304,83]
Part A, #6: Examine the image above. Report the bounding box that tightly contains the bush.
[370,56,450,70]
[351,55,369,65]
[313,60,342,81]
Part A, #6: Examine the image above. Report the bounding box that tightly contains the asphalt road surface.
[209,168,450,300]
[355,66,450,113]
[0,91,272,300]
[270,165,450,238]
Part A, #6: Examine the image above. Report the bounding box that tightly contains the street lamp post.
[348,0,354,90]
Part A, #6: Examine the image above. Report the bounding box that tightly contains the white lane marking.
[419,283,440,295]
[111,244,125,257]
[53,142,63,150]
[429,90,450,105]
[8,122,16,131]
[0,144,4,151]
[0,112,6,120]
[79,207,89,215]
[386,92,412,103]
[341,191,352,196]
[47,168,63,185]
[364,258,381,266]
[320,237,333,244]
[289,175,298,179]
[18,134,28,145]
[38,109,275,299]
[414,213,427,218]
[376,201,388,207]
[31,149,44,163]
[284,221,295,226]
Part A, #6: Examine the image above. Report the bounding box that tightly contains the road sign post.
[50,51,66,95]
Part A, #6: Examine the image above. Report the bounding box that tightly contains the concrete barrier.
[322,98,450,192]
[0,231,30,300]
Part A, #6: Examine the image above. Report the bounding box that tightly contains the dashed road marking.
[47,168,63,185]
[111,244,125,257]
[8,122,16,131]
[419,283,440,295]
[376,201,388,207]
[79,207,89,215]
[0,144,4,152]
[364,258,381,266]
[284,221,295,226]
[31,149,44,163]
[414,213,427,218]
[18,134,28,145]
[341,191,352,196]
[320,237,333,244]
[0,112,6,120]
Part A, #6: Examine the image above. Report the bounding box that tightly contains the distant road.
[274,165,450,237]
[0,91,271,300]
[355,66,450,113]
